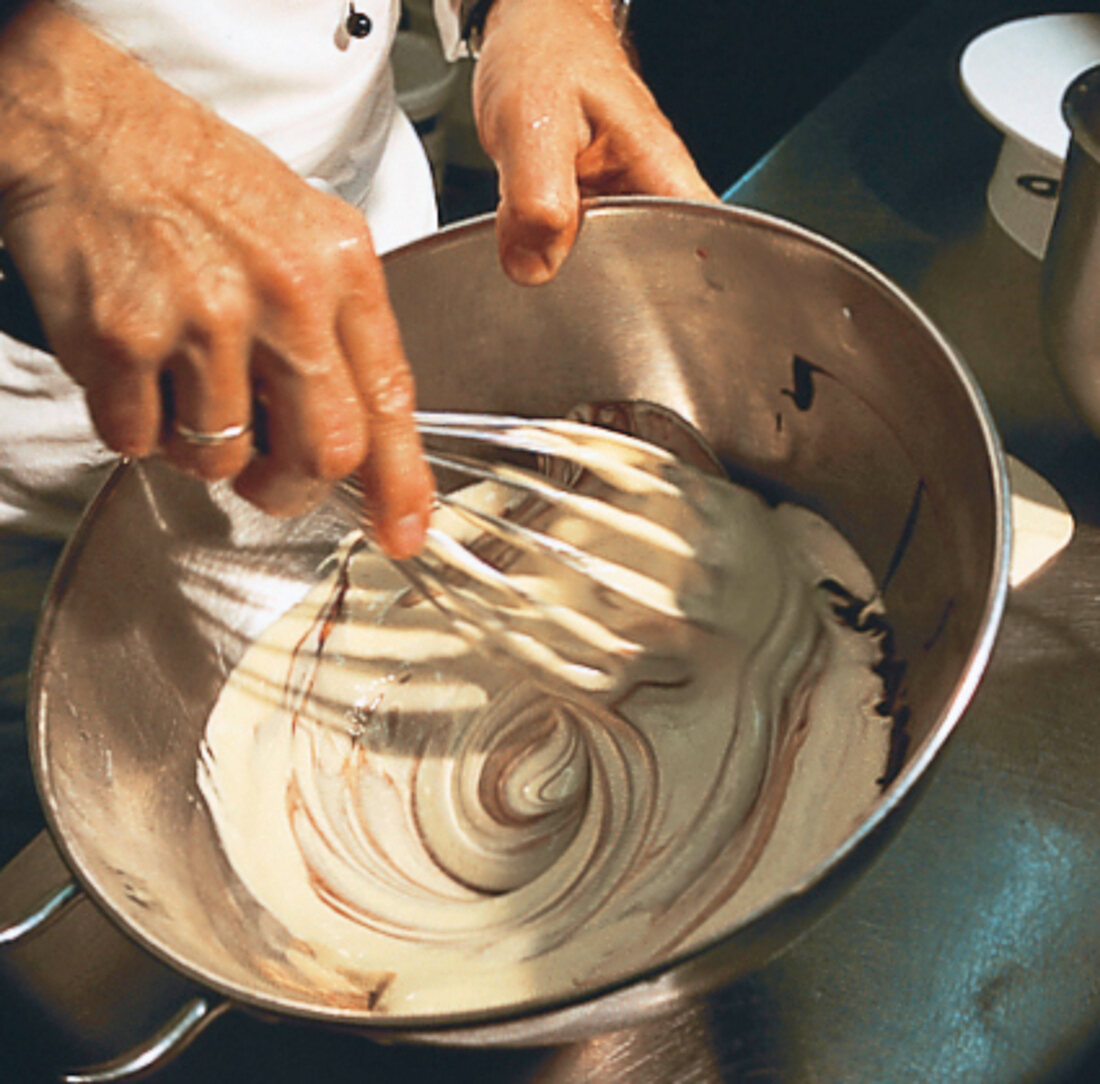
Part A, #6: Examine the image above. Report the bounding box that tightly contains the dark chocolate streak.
[285,537,365,737]
[818,579,910,789]
[364,972,396,1010]
[882,480,925,593]
[780,356,828,412]
[292,540,359,661]
[922,598,955,652]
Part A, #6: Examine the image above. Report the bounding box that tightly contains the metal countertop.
[5,1,1100,1080]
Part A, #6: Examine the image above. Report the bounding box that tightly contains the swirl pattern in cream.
[198,477,893,1017]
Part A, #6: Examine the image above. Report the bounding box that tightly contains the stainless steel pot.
[0,199,1010,1080]
[1042,64,1100,434]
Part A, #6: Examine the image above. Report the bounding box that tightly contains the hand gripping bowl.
[0,199,1009,1078]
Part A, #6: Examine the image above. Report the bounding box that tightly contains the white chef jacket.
[0,0,471,535]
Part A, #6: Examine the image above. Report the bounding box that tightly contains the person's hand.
[0,2,433,557]
[472,0,718,286]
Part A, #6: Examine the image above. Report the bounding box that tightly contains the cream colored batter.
[198,461,894,1018]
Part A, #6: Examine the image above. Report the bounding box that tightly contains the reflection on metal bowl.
[11,198,1009,1072]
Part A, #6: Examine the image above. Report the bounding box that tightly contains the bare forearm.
[0,2,65,198]
[0,3,212,213]
[475,0,624,50]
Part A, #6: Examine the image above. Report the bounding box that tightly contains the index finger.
[489,99,586,286]
[336,290,434,560]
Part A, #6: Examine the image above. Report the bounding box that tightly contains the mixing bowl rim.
[26,195,1012,1033]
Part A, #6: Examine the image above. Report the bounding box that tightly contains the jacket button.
[346,5,372,38]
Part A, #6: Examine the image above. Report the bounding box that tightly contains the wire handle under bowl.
[0,831,231,1082]
[60,997,231,1084]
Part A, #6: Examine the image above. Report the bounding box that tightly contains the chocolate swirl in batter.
[198,479,892,1017]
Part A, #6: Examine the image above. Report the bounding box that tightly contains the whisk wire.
[333,411,719,696]
[391,529,639,693]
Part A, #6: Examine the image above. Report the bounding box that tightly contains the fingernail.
[504,244,554,286]
[386,512,427,560]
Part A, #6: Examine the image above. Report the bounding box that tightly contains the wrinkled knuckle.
[264,212,377,313]
[86,390,154,456]
[331,199,372,240]
[371,366,417,420]
[189,277,254,337]
[263,249,322,309]
[186,446,252,483]
[303,436,365,484]
[89,303,174,371]
[312,199,372,261]
[513,190,574,237]
[330,218,378,282]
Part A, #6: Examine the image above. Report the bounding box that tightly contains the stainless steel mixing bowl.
[3,198,1010,1074]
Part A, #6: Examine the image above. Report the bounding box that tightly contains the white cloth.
[434,0,472,60]
[0,0,467,536]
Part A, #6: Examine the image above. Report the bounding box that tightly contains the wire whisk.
[336,409,731,698]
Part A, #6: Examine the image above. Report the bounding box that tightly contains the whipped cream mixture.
[198,461,895,1018]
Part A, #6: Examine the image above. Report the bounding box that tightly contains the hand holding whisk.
[335,408,740,699]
